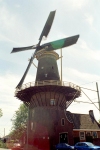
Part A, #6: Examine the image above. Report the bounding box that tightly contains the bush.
[0,141,7,148]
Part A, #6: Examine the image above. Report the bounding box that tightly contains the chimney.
[89,110,95,123]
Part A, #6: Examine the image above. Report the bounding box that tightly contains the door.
[74,137,80,144]
[59,133,68,143]
[86,136,93,143]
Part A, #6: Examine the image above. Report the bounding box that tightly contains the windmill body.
[35,50,60,81]
[15,50,81,150]
[12,11,81,150]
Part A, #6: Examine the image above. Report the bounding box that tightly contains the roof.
[66,111,100,130]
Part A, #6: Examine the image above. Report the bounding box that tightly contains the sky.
[0,0,100,137]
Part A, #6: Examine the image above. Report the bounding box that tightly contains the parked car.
[56,143,74,150]
[74,142,100,150]
[11,143,22,150]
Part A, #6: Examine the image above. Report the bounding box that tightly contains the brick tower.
[15,50,81,150]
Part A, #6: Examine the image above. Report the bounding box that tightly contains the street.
[0,148,11,150]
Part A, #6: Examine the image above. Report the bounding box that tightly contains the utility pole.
[96,82,100,113]
[60,49,62,85]
[27,106,29,149]
[4,128,5,137]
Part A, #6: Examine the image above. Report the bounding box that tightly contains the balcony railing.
[16,80,81,92]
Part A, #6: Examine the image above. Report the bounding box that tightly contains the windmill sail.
[40,35,79,51]
[11,11,80,89]
[15,11,56,88]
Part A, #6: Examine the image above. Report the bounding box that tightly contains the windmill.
[11,10,79,88]
[12,11,81,149]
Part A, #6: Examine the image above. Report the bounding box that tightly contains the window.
[41,67,44,69]
[31,122,33,130]
[86,131,91,136]
[32,110,34,117]
[79,132,85,140]
[92,131,98,138]
[50,99,55,106]
[77,143,84,146]
[61,118,65,126]
[45,73,47,77]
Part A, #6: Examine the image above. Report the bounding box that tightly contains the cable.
[80,86,97,92]
[81,89,99,111]
[79,80,100,86]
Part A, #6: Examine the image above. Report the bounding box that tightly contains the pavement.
[0,148,11,150]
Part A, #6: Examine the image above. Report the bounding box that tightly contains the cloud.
[71,0,89,9]
[60,0,89,10]
[0,34,20,45]
[0,70,36,136]
[0,73,24,135]
[0,72,22,112]
[75,39,100,61]
[84,13,100,37]
[85,13,94,26]
[62,66,100,85]
[15,4,20,8]
[84,44,100,61]
[0,4,33,46]
[0,5,16,30]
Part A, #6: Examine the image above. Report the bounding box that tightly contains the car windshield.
[65,143,70,146]
[87,143,94,147]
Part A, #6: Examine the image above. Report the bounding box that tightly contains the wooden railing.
[15,80,81,92]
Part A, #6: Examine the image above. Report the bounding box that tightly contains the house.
[13,109,100,149]
[66,110,100,145]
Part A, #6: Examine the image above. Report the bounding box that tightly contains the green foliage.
[0,140,7,148]
[10,103,28,140]
[0,108,3,117]
[12,103,28,129]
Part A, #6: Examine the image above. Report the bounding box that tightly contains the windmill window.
[45,74,47,77]
[41,67,44,69]
[50,99,55,106]
[61,118,65,126]
[52,66,54,69]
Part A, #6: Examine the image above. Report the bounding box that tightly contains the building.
[66,110,100,145]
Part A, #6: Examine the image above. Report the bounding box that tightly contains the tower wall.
[28,107,74,149]
[35,51,60,81]
[30,92,67,109]
[26,92,74,150]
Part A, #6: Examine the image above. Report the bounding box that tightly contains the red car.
[11,143,23,150]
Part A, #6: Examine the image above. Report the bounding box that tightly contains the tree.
[0,108,3,117]
[10,103,28,140]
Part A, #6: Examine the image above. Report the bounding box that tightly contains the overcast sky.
[0,0,100,137]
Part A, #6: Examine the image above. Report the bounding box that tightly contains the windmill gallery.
[11,11,100,150]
